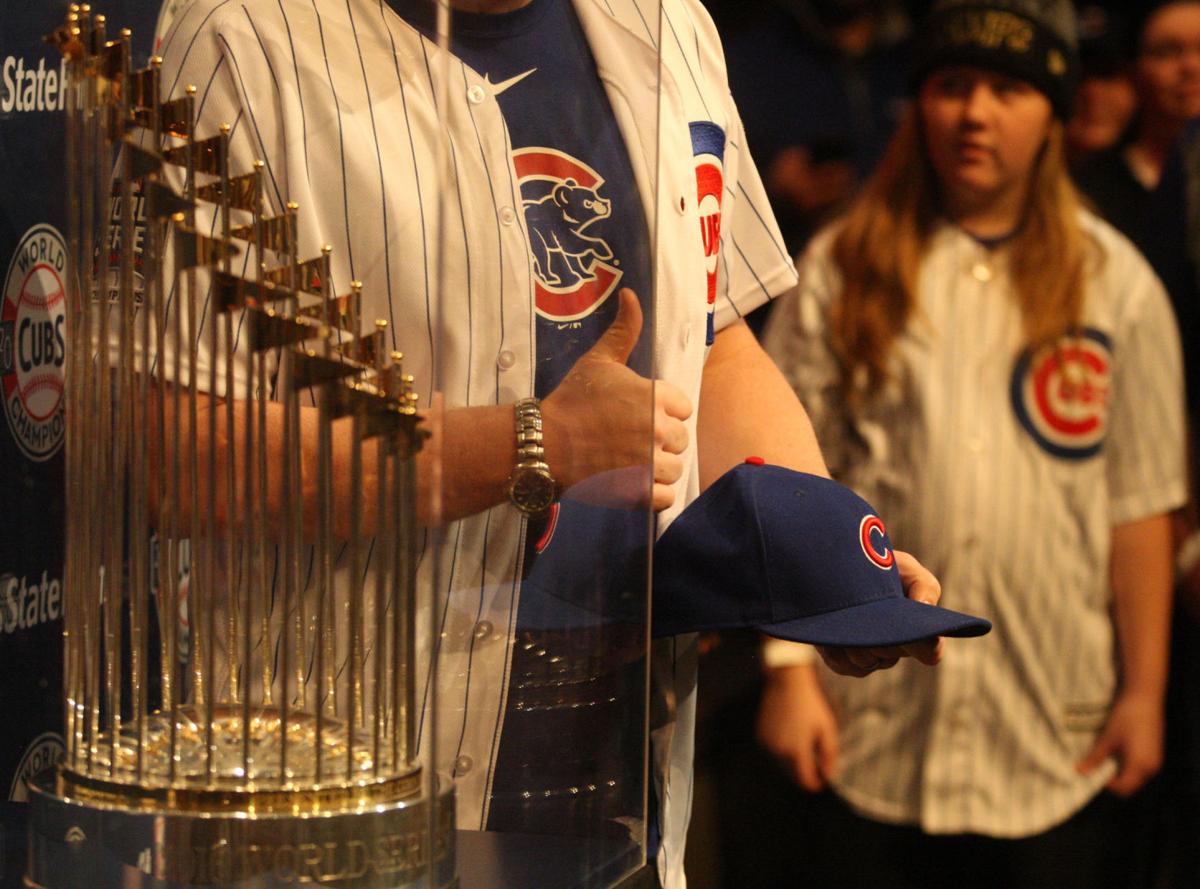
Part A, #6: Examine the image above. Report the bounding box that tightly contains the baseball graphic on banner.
[1,223,67,462]
[7,731,64,802]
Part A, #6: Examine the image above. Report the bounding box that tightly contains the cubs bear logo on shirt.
[513,148,622,322]
[1011,328,1112,460]
[690,122,725,345]
[859,515,895,570]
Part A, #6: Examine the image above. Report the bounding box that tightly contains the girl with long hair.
[757,1,1187,886]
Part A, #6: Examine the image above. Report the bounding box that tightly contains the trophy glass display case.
[27,1,661,887]
[425,1,660,886]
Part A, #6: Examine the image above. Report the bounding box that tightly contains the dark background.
[0,0,160,798]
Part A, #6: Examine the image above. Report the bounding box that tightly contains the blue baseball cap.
[652,462,992,646]
[516,495,649,632]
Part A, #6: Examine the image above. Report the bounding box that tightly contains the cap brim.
[759,596,991,648]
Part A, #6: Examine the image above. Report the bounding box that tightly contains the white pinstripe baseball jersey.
[151,1,796,885]
[761,212,1186,837]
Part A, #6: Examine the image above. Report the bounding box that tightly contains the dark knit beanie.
[911,0,1080,119]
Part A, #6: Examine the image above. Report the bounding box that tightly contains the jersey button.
[473,620,494,640]
[454,755,473,775]
[499,206,517,225]
[677,195,687,214]
[467,84,486,105]
[497,350,516,370]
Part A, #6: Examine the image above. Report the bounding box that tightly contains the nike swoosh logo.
[485,68,537,96]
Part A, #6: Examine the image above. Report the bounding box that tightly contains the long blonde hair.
[829,107,1091,404]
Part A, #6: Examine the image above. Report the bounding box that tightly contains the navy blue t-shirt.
[393,0,653,396]
[390,0,654,849]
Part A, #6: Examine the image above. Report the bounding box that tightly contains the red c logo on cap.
[859,515,894,570]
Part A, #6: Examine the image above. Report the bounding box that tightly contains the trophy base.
[24,769,457,889]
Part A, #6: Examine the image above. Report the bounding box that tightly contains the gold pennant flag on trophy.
[123,138,163,178]
[229,213,294,253]
[290,349,362,389]
[196,171,261,213]
[263,256,327,294]
[95,37,126,87]
[129,66,158,111]
[155,95,194,137]
[163,133,227,175]
[145,179,193,220]
[211,270,296,312]
[325,380,384,420]
[361,404,412,440]
[339,325,386,367]
[173,224,239,270]
[298,290,361,332]
[246,307,326,352]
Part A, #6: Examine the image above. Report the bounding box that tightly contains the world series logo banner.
[2,224,68,463]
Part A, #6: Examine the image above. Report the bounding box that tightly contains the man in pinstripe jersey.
[150,1,944,885]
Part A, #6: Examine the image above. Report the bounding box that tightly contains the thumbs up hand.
[542,288,693,511]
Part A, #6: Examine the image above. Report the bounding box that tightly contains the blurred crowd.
[686,2,1200,888]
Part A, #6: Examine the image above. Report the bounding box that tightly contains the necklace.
[964,227,1018,284]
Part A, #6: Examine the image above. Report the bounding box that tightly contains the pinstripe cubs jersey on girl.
[151,1,797,885]
[762,213,1186,838]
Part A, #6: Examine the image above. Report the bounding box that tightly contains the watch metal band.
[508,397,556,516]
[514,397,545,462]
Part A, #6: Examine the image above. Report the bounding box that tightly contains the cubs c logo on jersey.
[690,122,725,346]
[1011,328,1111,460]
[1,224,67,462]
[513,148,622,322]
[859,515,895,570]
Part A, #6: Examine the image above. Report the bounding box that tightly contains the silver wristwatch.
[507,397,556,516]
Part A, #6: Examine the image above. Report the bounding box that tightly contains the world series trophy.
[26,7,455,887]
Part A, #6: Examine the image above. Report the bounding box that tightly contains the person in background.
[1072,8,1200,881]
[724,0,913,258]
[757,1,1186,887]
[1065,3,1137,166]
[1074,1,1200,245]
[1137,116,1200,889]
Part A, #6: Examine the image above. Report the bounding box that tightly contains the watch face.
[510,465,555,514]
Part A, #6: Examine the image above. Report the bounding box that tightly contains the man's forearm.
[696,319,828,489]
[156,388,517,536]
